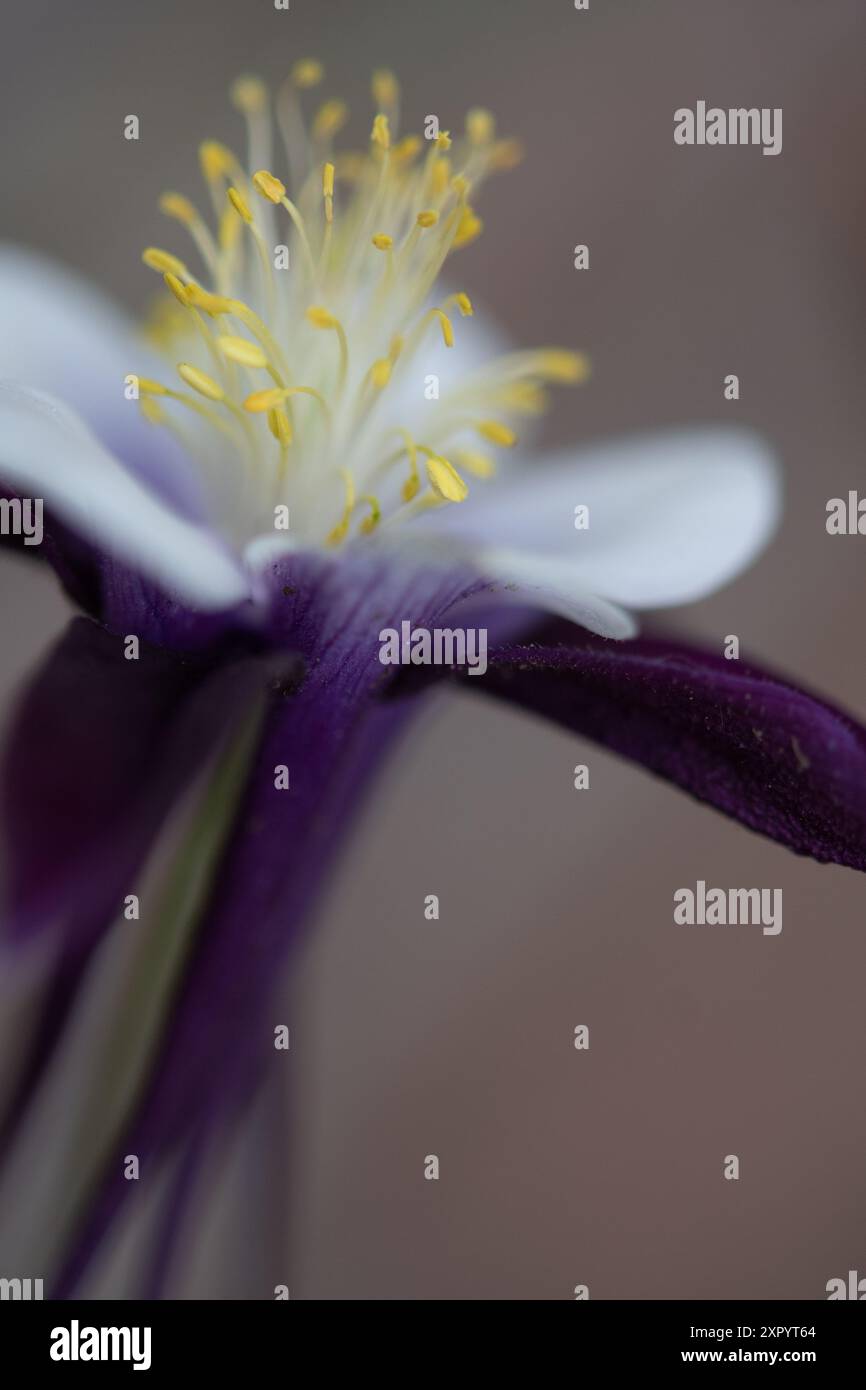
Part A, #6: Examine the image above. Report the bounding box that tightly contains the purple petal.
[46,553,481,1294]
[0,617,289,1159]
[461,626,866,871]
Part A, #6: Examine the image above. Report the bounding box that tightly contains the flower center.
[133,64,589,550]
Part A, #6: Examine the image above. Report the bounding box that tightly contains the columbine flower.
[1,66,865,1297]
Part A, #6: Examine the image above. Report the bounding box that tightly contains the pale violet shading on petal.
[426,427,781,609]
[0,244,205,516]
[0,381,250,611]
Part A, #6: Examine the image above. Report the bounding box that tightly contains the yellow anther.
[313,100,348,141]
[466,108,495,145]
[220,206,242,252]
[158,192,197,225]
[388,335,404,361]
[217,334,268,368]
[135,377,168,396]
[306,305,337,330]
[327,468,356,546]
[244,387,287,413]
[451,174,471,199]
[253,169,287,204]
[370,358,391,389]
[292,59,324,89]
[306,307,349,391]
[393,135,422,165]
[452,204,484,249]
[456,449,496,478]
[139,397,166,425]
[372,69,399,109]
[425,454,468,502]
[359,495,382,535]
[435,131,452,150]
[416,209,439,228]
[503,382,548,413]
[452,292,473,317]
[228,186,253,223]
[230,74,267,115]
[431,308,454,348]
[163,272,191,306]
[534,349,591,383]
[199,140,236,181]
[431,157,451,196]
[489,138,524,171]
[185,284,233,316]
[477,419,516,447]
[178,363,224,401]
[372,233,393,251]
[322,161,335,224]
[398,431,420,502]
[371,113,391,151]
[267,407,293,445]
[142,247,188,278]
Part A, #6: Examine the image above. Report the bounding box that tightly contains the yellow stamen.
[456,449,496,478]
[219,205,242,253]
[424,453,468,502]
[228,186,253,223]
[163,272,191,306]
[253,169,316,278]
[327,468,356,545]
[142,247,188,278]
[185,284,234,316]
[359,494,381,535]
[431,157,451,197]
[306,306,349,392]
[230,75,268,116]
[199,140,237,182]
[217,334,268,368]
[292,59,323,90]
[252,168,286,204]
[398,431,420,502]
[158,192,197,226]
[267,406,293,446]
[452,204,483,249]
[322,161,335,225]
[244,387,288,413]
[371,114,391,151]
[435,131,452,150]
[139,397,166,425]
[372,233,393,251]
[177,363,224,401]
[466,108,495,145]
[448,292,473,317]
[393,135,422,165]
[313,100,348,142]
[372,70,399,110]
[135,377,169,397]
[416,209,439,228]
[428,308,454,348]
[534,349,591,383]
[477,419,516,446]
[370,358,391,389]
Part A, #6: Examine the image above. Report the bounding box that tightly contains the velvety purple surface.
[456,627,866,872]
[4,526,866,1293]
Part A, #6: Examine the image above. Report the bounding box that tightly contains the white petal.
[0,382,249,610]
[430,427,781,608]
[0,244,204,511]
[478,549,637,638]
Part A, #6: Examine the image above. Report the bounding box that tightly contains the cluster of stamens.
[133,62,589,548]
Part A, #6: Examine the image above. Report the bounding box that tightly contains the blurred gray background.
[2,0,866,1298]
